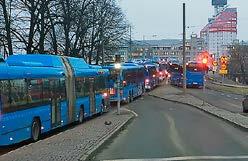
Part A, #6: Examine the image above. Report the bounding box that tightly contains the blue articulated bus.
[169,62,205,88]
[104,63,145,103]
[143,64,159,90]
[0,54,109,146]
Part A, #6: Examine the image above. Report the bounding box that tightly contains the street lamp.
[114,63,121,69]
[114,63,122,115]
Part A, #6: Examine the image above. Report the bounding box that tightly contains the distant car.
[242,95,248,113]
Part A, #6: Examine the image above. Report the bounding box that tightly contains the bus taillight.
[123,80,127,86]
[110,88,115,95]
[103,92,108,98]
[145,79,150,84]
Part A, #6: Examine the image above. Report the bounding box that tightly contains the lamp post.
[114,63,121,115]
[183,3,187,94]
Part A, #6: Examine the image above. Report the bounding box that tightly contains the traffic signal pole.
[117,71,121,115]
[202,68,207,106]
[183,3,187,94]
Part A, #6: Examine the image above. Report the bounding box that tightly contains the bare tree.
[0,0,13,55]
[229,44,248,84]
[1,0,129,60]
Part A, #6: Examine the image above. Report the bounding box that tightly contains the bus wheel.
[79,107,84,123]
[31,119,41,142]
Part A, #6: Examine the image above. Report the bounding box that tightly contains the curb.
[149,94,248,131]
[81,110,136,161]
[210,81,248,89]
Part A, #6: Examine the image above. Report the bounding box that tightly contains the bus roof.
[6,54,90,69]
[0,65,64,80]
[6,54,64,68]
[104,63,144,70]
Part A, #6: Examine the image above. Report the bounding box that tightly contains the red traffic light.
[202,58,208,64]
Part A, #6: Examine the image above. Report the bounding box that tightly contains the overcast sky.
[118,0,248,41]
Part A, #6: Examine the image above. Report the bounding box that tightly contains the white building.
[201,8,237,59]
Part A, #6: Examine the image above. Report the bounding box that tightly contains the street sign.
[219,69,228,75]
[213,61,218,66]
[221,64,227,70]
[219,55,229,75]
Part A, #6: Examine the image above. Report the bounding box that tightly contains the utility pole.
[183,3,187,94]
[129,26,132,60]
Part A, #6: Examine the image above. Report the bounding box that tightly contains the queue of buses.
[0,54,169,146]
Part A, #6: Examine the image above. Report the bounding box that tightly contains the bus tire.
[79,107,84,123]
[31,118,41,142]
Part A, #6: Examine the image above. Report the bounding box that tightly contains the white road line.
[235,98,239,100]
[103,155,248,161]
[125,109,138,117]
[227,95,231,98]
[221,93,225,96]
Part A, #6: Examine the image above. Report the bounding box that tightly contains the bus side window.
[75,78,85,98]
[84,78,90,96]
[27,79,43,104]
[43,79,51,102]
[9,79,28,109]
[0,80,10,112]
[60,78,66,99]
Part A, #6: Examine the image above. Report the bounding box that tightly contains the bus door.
[50,80,61,128]
[89,78,96,115]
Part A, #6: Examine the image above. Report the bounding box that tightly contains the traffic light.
[202,57,208,64]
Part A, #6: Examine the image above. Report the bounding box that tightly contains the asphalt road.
[93,95,248,161]
[186,88,243,113]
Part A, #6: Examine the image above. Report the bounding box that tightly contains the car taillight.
[159,72,163,75]
[153,74,156,78]
[168,74,171,78]
[145,79,150,83]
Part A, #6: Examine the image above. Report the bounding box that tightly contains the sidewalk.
[0,108,134,161]
[149,85,248,129]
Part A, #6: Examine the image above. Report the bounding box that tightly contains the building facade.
[200,7,237,59]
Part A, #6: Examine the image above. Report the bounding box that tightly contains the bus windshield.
[169,64,183,73]
[187,63,205,72]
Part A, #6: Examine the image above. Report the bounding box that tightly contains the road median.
[149,85,248,130]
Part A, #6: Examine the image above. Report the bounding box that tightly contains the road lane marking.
[163,113,186,155]
[125,109,138,117]
[103,155,248,161]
